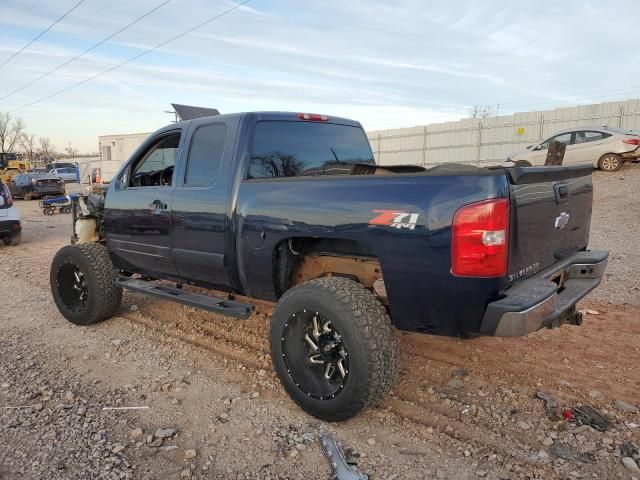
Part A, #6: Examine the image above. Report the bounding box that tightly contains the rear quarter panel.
[235,173,510,336]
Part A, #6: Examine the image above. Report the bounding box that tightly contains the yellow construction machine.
[0,153,32,182]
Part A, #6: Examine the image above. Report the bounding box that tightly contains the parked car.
[505,126,640,171]
[0,179,21,245]
[49,112,607,421]
[8,173,65,200]
[50,167,78,182]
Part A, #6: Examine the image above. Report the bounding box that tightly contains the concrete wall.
[367,99,640,167]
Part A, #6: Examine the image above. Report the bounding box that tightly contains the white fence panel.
[367,98,640,166]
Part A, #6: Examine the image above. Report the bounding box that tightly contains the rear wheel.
[270,277,398,421]
[598,153,622,172]
[2,232,20,246]
[50,243,122,325]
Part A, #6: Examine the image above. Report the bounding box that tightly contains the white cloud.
[1,0,639,151]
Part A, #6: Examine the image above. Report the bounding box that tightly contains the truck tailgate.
[506,165,593,284]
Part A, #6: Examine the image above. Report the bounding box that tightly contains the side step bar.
[116,277,254,319]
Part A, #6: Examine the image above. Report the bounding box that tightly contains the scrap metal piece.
[319,432,368,480]
[573,405,612,432]
[536,390,561,420]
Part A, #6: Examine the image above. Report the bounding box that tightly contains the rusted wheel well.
[272,237,386,301]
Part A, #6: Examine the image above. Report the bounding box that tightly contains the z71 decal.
[369,210,420,230]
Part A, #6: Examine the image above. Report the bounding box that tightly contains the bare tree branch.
[64,143,79,158]
[0,112,25,154]
[20,133,37,161]
[39,136,54,157]
[469,105,494,119]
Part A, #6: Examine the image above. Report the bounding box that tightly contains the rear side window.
[575,131,610,144]
[248,121,374,179]
[184,124,226,187]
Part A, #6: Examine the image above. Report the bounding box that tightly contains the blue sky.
[1,0,639,152]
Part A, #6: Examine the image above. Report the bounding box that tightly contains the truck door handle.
[148,200,167,213]
[554,183,569,205]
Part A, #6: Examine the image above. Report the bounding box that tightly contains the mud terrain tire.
[50,243,122,325]
[270,276,398,421]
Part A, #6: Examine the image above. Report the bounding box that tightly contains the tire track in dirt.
[122,312,269,371]
[117,295,637,480]
[121,298,565,478]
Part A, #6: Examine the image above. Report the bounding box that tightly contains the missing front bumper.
[481,250,608,337]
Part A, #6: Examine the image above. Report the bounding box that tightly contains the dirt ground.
[1,166,639,480]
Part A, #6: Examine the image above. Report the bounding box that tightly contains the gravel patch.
[588,163,640,305]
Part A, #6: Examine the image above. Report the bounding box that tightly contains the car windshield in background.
[248,121,374,179]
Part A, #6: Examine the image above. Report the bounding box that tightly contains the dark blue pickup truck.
[50,112,608,421]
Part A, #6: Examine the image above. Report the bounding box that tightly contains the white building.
[98,132,150,181]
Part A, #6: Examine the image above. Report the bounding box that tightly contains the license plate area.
[549,269,568,292]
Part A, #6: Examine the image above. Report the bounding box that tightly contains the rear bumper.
[480,250,608,337]
[621,147,640,160]
[34,187,66,197]
[0,219,21,236]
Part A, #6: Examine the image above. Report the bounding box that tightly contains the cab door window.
[128,132,181,188]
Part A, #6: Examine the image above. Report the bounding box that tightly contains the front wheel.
[50,243,122,325]
[598,153,622,172]
[270,277,399,421]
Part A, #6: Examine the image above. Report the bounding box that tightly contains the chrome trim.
[566,259,608,279]
[493,293,557,337]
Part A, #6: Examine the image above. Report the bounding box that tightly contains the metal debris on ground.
[319,432,368,480]
[102,406,150,411]
[620,441,639,459]
[551,444,595,464]
[572,405,612,432]
[536,390,561,420]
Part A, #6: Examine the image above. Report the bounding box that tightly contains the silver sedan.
[506,126,640,171]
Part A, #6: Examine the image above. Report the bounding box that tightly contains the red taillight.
[451,198,510,277]
[296,113,329,122]
[623,137,640,145]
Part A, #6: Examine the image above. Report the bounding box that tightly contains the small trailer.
[39,194,76,215]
